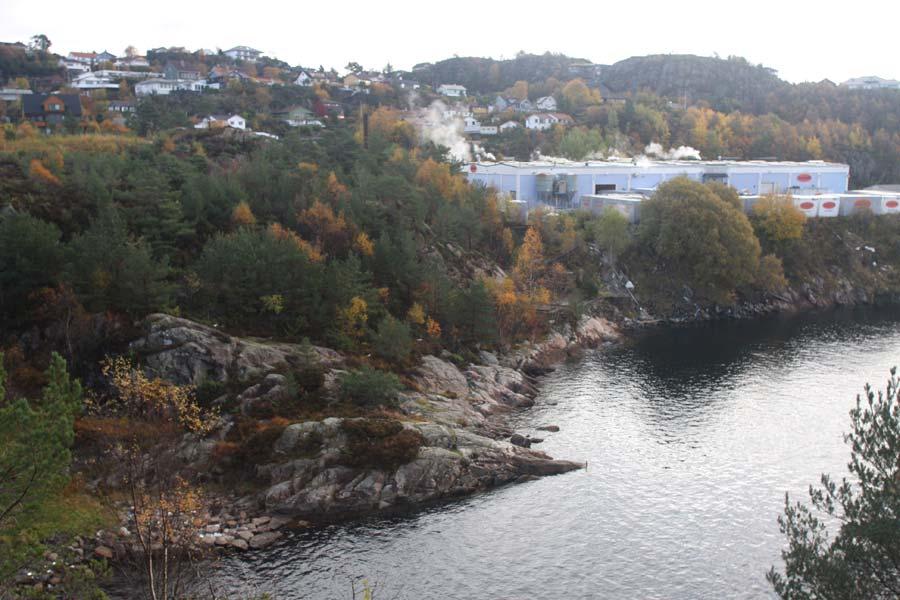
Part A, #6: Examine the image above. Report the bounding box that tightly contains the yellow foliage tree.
[231,201,257,227]
[354,232,375,256]
[406,302,426,325]
[28,158,60,186]
[514,226,546,292]
[267,223,324,262]
[752,196,806,242]
[337,296,369,342]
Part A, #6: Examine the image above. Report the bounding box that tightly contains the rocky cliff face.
[127,313,604,521]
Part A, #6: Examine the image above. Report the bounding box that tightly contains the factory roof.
[468,158,848,170]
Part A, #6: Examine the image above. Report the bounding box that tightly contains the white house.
[294,70,313,86]
[59,59,91,73]
[72,73,119,90]
[842,76,900,90]
[462,116,481,134]
[224,46,263,62]
[437,84,467,98]
[194,114,246,130]
[525,112,574,130]
[499,121,520,132]
[135,79,208,96]
[535,95,558,111]
[115,56,150,68]
[479,126,498,135]
[0,88,33,102]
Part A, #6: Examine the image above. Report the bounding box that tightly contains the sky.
[2,0,899,84]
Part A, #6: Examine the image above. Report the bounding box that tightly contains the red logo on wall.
[469,164,477,173]
[797,173,813,182]
[799,201,815,209]
[855,199,872,208]
[887,200,899,208]
[822,201,837,209]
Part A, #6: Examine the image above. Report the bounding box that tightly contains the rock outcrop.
[130,313,342,385]
[260,418,581,518]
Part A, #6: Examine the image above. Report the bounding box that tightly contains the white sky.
[2,0,898,84]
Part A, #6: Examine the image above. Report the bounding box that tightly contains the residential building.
[91,69,161,80]
[67,51,97,65]
[108,100,136,113]
[343,73,370,88]
[224,46,263,62]
[164,61,202,81]
[59,58,91,73]
[294,69,313,86]
[525,112,573,130]
[114,56,150,68]
[499,120,520,132]
[135,79,208,96]
[22,93,83,126]
[95,50,117,63]
[437,84,467,98]
[0,88,33,102]
[535,95,557,111]
[479,125,498,135]
[463,116,481,134]
[491,96,532,113]
[194,114,246,130]
[71,73,120,90]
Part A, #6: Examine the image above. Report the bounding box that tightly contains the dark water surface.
[205,308,900,599]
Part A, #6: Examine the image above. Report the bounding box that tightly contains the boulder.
[93,546,114,559]
[248,531,282,549]
[509,434,531,448]
[537,425,560,432]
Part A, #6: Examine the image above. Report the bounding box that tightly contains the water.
[205,307,900,599]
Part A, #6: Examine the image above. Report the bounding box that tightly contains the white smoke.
[642,142,702,161]
[412,100,495,162]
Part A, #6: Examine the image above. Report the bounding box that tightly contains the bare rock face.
[130,314,342,385]
[260,419,582,519]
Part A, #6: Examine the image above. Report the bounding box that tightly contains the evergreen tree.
[0,213,64,322]
[768,369,900,599]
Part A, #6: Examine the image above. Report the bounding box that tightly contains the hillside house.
[294,69,313,86]
[499,120,520,132]
[23,93,83,127]
[280,106,324,127]
[437,84,467,98]
[479,125,498,135]
[72,73,119,90]
[535,96,557,111]
[0,88,33,102]
[224,46,263,62]
[194,114,246,130]
[95,51,117,63]
[135,79,207,96]
[463,116,481,134]
[67,51,97,65]
[525,112,573,130]
[59,58,91,73]
[491,96,532,113]
[115,56,150,68]
[108,100,136,113]
[164,61,202,81]
[343,73,370,88]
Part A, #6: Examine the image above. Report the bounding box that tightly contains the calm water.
[206,308,900,599]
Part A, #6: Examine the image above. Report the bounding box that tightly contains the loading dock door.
[594,183,616,194]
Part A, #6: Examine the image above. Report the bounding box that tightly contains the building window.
[595,184,617,193]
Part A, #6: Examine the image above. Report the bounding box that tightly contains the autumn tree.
[591,208,631,264]
[638,177,761,304]
[514,226,547,293]
[751,196,807,245]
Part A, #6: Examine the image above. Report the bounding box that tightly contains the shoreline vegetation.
[4,48,900,598]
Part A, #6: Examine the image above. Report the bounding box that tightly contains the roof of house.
[225,46,262,54]
[438,84,466,90]
[69,51,97,59]
[23,93,82,117]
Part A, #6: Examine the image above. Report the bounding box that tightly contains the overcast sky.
[2,0,897,84]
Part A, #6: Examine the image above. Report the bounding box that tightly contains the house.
[525,112,573,130]
[91,70,160,80]
[499,121,520,132]
[0,88,33,102]
[135,79,207,96]
[194,114,246,130]
[115,56,150,69]
[108,100,136,113]
[462,116,481,134]
[67,51,97,65]
[479,125,498,135]
[164,61,201,81]
[224,46,263,62]
[293,69,313,86]
[491,96,532,113]
[59,58,91,73]
[72,73,119,90]
[95,50,117,63]
[343,73,370,88]
[22,93,82,126]
[535,95,557,111]
[437,84,466,98]
[279,106,324,127]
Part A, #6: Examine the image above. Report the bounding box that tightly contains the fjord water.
[213,308,900,599]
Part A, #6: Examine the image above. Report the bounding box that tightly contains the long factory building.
[463,159,900,221]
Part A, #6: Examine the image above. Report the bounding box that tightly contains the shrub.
[340,418,424,469]
[338,367,401,407]
[372,315,413,364]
